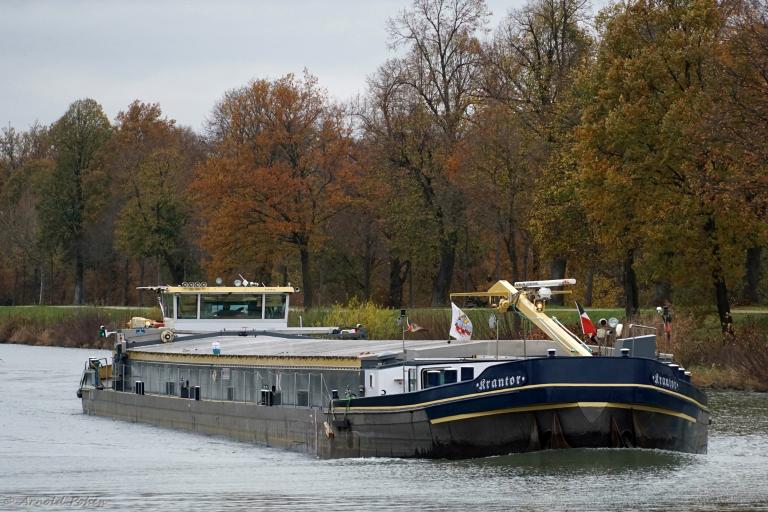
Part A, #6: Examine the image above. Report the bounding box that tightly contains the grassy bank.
[0,306,159,348]
[2,303,766,391]
[293,302,768,391]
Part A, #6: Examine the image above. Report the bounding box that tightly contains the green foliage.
[39,99,112,250]
[115,149,188,260]
[37,99,112,304]
[293,299,403,339]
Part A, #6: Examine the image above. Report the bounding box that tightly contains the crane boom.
[450,280,592,357]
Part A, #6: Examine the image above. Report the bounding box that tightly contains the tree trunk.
[704,215,733,333]
[743,246,763,304]
[522,238,530,281]
[163,251,185,285]
[654,281,672,306]
[361,232,376,302]
[386,257,410,308]
[622,249,639,318]
[548,257,567,306]
[714,273,733,334]
[139,260,145,307]
[38,264,44,305]
[299,244,314,309]
[409,257,414,307]
[504,234,519,283]
[431,234,457,306]
[584,268,594,307]
[531,248,540,281]
[73,249,85,305]
[121,257,130,306]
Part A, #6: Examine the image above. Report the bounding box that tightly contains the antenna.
[238,273,249,287]
[513,279,576,288]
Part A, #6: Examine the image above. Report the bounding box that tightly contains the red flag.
[406,321,427,333]
[576,302,597,337]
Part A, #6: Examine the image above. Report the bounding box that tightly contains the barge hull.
[82,388,707,458]
[81,388,326,456]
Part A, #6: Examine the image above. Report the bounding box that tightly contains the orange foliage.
[191,73,357,306]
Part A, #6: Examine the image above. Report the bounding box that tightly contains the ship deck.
[127,334,558,362]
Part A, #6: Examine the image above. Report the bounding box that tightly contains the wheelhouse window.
[177,294,198,319]
[200,294,263,319]
[160,293,174,319]
[265,294,287,319]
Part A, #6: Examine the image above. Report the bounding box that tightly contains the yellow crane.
[450,279,592,357]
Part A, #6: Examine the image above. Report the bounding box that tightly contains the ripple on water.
[1,344,767,511]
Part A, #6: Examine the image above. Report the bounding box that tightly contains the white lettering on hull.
[475,374,527,391]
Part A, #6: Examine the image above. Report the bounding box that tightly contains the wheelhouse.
[156,285,296,331]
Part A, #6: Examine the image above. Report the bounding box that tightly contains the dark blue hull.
[327,357,708,458]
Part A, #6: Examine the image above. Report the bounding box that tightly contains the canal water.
[0,344,766,511]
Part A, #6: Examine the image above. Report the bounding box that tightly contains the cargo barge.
[78,279,708,458]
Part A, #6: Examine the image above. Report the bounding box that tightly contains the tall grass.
[294,301,768,390]
[659,313,768,390]
[5,301,766,390]
[293,302,653,341]
[0,306,159,348]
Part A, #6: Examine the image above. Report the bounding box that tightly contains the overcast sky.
[1,0,532,132]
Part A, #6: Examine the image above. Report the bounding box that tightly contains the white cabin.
[156,285,296,331]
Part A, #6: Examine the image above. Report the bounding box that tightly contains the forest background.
[1,0,767,342]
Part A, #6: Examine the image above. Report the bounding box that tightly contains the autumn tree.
[575,0,763,326]
[716,0,768,304]
[101,101,203,295]
[452,104,540,282]
[38,99,111,304]
[361,0,489,306]
[0,124,54,304]
[481,0,592,301]
[194,73,355,308]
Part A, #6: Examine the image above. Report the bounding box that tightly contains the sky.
[1,0,529,133]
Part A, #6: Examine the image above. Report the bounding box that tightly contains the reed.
[3,301,766,389]
[294,302,768,390]
[0,306,159,348]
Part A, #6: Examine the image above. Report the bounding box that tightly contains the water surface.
[1,344,766,511]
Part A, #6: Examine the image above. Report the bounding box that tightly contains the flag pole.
[401,309,407,393]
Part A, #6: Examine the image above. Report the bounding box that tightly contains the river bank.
[0,306,157,349]
[1,304,766,391]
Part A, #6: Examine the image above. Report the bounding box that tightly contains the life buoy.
[160,330,175,343]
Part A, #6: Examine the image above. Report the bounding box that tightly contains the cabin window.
[177,294,198,319]
[265,294,287,319]
[200,294,264,319]
[460,367,475,381]
[421,368,458,389]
